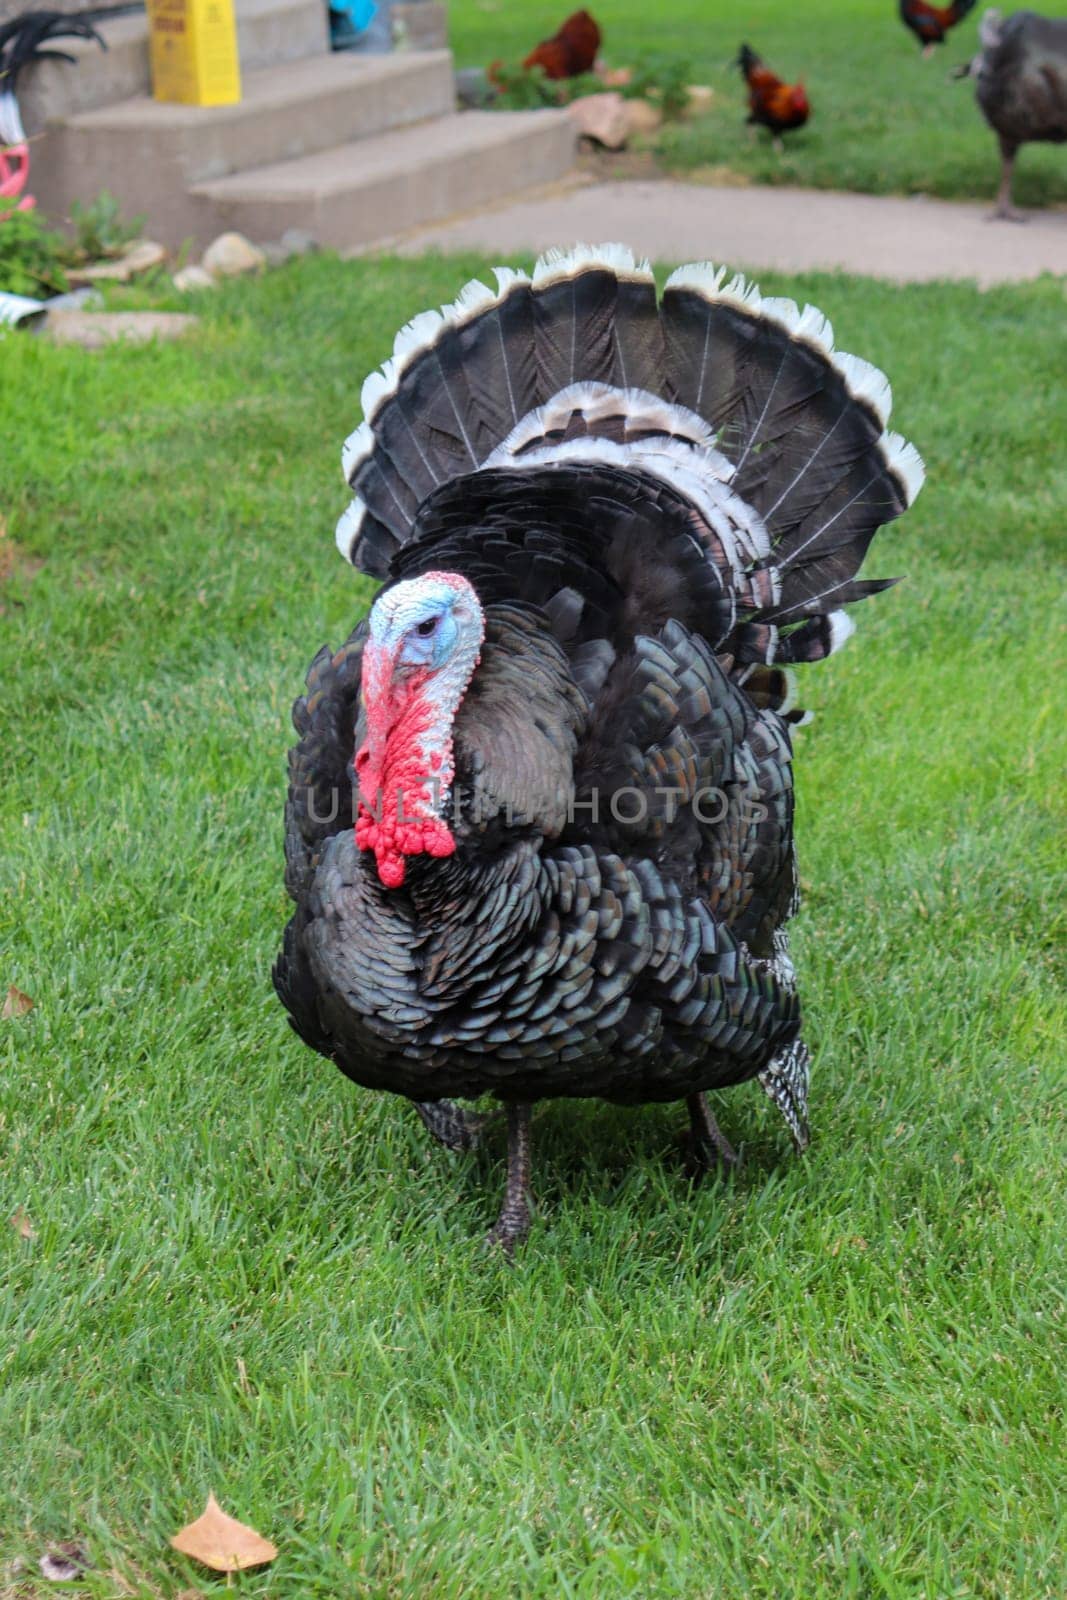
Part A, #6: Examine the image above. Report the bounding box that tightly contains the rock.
[259,229,319,267]
[172,265,215,292]
[45,311,199,350]
[455,66,492,108]
[686,85,714,116]
[624,98,663,136]
[69,239,167,285]
[201,232,266,279]
[280,228,318,257]
[567,91,630,151]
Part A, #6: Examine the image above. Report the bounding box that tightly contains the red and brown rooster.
[900,0,977,55]
[523,8,601,80]
[736,44,810,149]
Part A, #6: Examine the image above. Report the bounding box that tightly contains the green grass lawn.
[1,252,1065,1598]
[449,0,1067,205]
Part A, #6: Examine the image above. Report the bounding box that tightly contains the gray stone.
[455,68,492,109]
[201,232,266,278]
[172,265,216,292]
[45,311,199,348]
[280,227,318,256]
[69,240,167,285]
[567,93,630,151]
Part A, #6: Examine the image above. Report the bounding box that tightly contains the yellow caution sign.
[147,0,242,106]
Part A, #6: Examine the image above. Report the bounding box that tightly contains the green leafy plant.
[623,55,691,121]
[61,190,146,265]
[486,61,559,110]
[0,206,69,297]
[488,56,692,123]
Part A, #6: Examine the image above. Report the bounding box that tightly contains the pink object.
[0,141,34,213]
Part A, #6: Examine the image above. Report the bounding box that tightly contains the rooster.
[956,8,1067,218]
[900,0,978,55]
[736,44,810,149]
[523,8,601,80]
[274,245,924,1251]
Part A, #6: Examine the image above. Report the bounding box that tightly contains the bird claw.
[675,1126,740,1182]
[485,1206,532,1257]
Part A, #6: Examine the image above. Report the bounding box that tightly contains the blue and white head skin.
[354,572,485,888]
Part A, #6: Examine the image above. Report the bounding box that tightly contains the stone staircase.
[21,0,576,251]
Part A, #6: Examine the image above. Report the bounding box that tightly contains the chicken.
[736,44,810,148]
[0,8,106,212]
[274,245,924,1251]
[900,0,978,55]
[956,8,1067,218]
[523,9,600,80]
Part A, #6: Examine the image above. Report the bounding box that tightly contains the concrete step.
[20,0,329,131]
[190,109,578,251]
[32,52,456,236]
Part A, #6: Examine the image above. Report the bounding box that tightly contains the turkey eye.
[415,618,437,637]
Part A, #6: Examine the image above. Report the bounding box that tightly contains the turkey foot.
[486,1102,533,1254]
[677,1092,739,1178]
[415,1099,502,1153]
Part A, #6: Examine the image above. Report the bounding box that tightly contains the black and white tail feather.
[334,243,924,1143]
[0,9,107,146]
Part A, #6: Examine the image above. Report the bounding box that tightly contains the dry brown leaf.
[2,985,34,1019]
[169,1494,278,1573]
[9,1206,35,1241]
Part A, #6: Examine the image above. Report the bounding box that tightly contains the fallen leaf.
[40,1541,90,1581]
[2,985,33,1019]
[169,1494,278,1572]
[9,1206,35,1241]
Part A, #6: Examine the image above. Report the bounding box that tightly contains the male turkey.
[274,247,924,1251]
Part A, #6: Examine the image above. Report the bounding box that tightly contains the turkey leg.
[680,1092,740,1175]
[487,1102,533,1253]
[992,137,1023,221]
[415,1099,502,1152]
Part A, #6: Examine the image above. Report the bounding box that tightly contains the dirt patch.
[576,145,663,183]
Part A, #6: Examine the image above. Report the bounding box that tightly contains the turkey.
[273,246,924,1251]
[955,9,1067,219]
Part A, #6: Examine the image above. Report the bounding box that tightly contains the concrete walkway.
[396,178,1067,286]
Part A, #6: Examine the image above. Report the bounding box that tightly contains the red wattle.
[354,662,457,889]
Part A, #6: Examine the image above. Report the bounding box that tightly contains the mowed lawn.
[449,0,1067,205]
[1,253,1065,1599]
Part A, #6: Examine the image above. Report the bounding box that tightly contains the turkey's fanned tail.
[338,245,923,668]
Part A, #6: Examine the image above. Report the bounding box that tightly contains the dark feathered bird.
[273,246,924,1251]
[736,43,810,146]
[956,8,1067,218]
[900,0,978,54]
[523,9,601,80]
